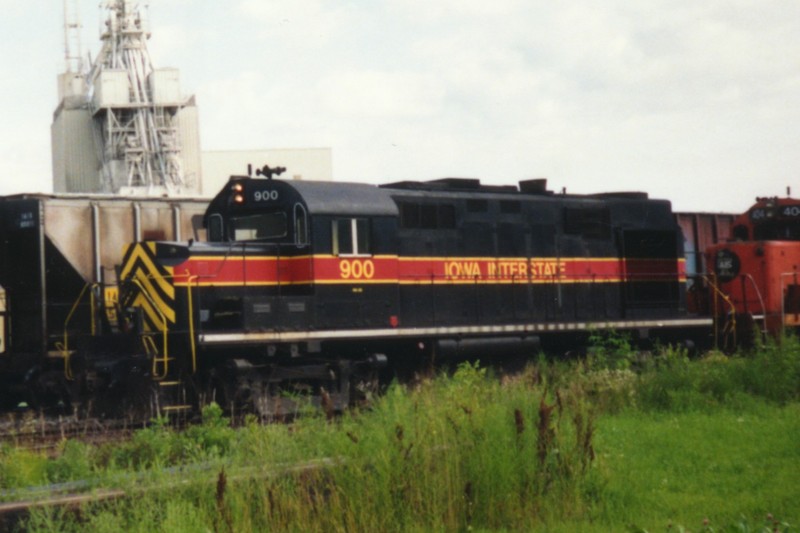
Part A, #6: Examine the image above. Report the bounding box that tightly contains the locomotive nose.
[714,249,740,282]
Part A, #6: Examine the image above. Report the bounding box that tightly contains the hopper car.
[0,194,207,411]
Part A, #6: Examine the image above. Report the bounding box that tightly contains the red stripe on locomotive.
[173,255,685,286]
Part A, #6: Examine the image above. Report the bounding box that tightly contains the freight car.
[705,194,800,346]
[104,174,710,416]
[0,194,208,410]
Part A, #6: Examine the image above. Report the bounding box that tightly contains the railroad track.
[0,413,143,453]
[0,457,341,530]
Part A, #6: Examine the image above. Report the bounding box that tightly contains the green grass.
[3,338,800,532]
[596,403,800,531]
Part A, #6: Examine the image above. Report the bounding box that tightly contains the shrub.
[46,440,95,483]
[634,336,800,412]
[587,330,635,371]
[0,444,49,489]
[181,402,235,460]
[738,334,800,403]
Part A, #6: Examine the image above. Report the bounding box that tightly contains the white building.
[52,1,331,199]
[52,1,202,196]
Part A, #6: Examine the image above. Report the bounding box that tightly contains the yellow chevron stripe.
[133,293,168,332]
[130,269,176,323]
[119,243,144,279]
[118,243,177,324]
[120,244,175,299]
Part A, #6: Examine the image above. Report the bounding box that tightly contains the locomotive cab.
[204,176,310,247]
[706,196,800,341]
[196,176,401,333]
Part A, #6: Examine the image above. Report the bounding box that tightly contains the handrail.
[61,283,100,380]
[701,274,737,350]
[185,272,198,374]
[127,278,170,380]
[129,270,203,377]
[741,273,767,339]
[141,334,159,358]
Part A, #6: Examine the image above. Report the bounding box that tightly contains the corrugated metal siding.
[51,108,101,193]
[178,104,203,195]
[149,68,182,103]
[93,70,130,108]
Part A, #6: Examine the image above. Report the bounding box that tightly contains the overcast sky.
[0,0,798,212]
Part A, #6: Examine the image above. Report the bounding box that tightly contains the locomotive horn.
[256,164,287,180]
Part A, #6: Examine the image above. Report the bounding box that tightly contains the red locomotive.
[705,194,800,345]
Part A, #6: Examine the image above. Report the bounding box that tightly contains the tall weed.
[19,362,600,532]
[11,339,800,531]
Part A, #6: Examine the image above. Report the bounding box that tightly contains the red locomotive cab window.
[332,218,371,256]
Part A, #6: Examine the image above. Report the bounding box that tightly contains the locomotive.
[706,195,800,346]
[1,173,712,415]
[111,174,711,415]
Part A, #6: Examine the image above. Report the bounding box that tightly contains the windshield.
[753,220,800,241]
[231,212,288,241]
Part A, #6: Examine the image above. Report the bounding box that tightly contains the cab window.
[294,204,309,246]
[208,214,224,242]
[332,218,370,256]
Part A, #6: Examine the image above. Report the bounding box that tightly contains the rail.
[0,458,340,526]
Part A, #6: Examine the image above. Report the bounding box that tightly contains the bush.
[587,330,635,371]
[737,334,800,403]
[0,444,49,489]
[46,440,95,483]
[634,336,800,412]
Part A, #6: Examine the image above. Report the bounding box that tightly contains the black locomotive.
[0,176,711,415]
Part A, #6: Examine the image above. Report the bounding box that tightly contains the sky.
[0,0,798,213]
